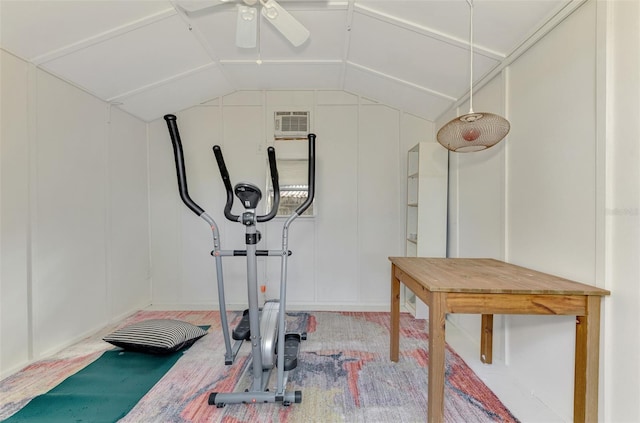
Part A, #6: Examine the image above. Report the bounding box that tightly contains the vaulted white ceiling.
[1,0,577,122]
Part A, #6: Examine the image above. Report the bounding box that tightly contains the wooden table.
[389,257,610,423]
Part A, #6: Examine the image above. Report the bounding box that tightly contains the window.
[267,159,314,217]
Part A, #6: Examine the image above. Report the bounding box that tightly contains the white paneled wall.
[107,107,152,317]
[0,51,151,377]
[33,70,110,355]
[601,1,640,422]
[148,91,426,310]
[1,51,31,376]
[314,102,359,304]
[506,3,598,420]
[443,2,599,420]
[440,0,640,421]
[358,105,401,304]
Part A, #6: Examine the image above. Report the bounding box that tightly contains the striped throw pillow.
[103,319,207,354]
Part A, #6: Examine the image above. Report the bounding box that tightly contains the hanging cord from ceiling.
[436,0,510,153]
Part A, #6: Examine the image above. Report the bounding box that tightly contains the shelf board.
[407,203,418,207]
[408,172,419,179]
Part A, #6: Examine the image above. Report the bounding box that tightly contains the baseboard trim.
[145,302,392,313]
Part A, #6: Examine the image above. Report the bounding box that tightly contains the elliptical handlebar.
[257,147,280,222]
[213,144,281,223]
[165,112,314,224]
[164,114,205,217]
[295,134,316,216]
[213,145,239,222]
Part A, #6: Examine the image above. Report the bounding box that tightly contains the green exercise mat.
[3,342,201,423]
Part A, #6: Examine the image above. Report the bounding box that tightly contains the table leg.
[390,264,401,362]
[574,295,602,423]
[481,314,494,364]
[428,292,447,423]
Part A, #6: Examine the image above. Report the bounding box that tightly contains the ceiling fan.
[175,0,310,48]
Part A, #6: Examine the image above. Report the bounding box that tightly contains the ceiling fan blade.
[260,0,310,47]
[236,5,258,48]
[175,0,234,13]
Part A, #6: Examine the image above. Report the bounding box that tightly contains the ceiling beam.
[347,61,456,101]
[31,8,177,65]
[353,3,504,62]
[339,0,356,90]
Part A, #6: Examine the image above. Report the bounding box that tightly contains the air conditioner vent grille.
[274,111,310,140]
[281,115,308,132]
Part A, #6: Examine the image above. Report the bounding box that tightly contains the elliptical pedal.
[232,309,251,340]
[282,333,302,371]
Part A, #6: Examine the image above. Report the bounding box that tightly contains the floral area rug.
[1,310,519,423]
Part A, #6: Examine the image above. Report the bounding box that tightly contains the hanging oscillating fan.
[436,0,510,153]
[175,0,310,48]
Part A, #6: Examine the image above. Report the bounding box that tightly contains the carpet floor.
[1,310,520,423]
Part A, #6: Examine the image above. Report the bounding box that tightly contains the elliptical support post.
[164,114,235,364]
[275,133,315,394]
[245,221,264,392]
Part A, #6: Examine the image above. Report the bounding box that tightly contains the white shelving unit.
[404,142,449,318]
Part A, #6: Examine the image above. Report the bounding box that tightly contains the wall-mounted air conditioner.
[274,111,310,140]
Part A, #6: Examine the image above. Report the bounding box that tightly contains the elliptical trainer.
[164,114,316,407]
